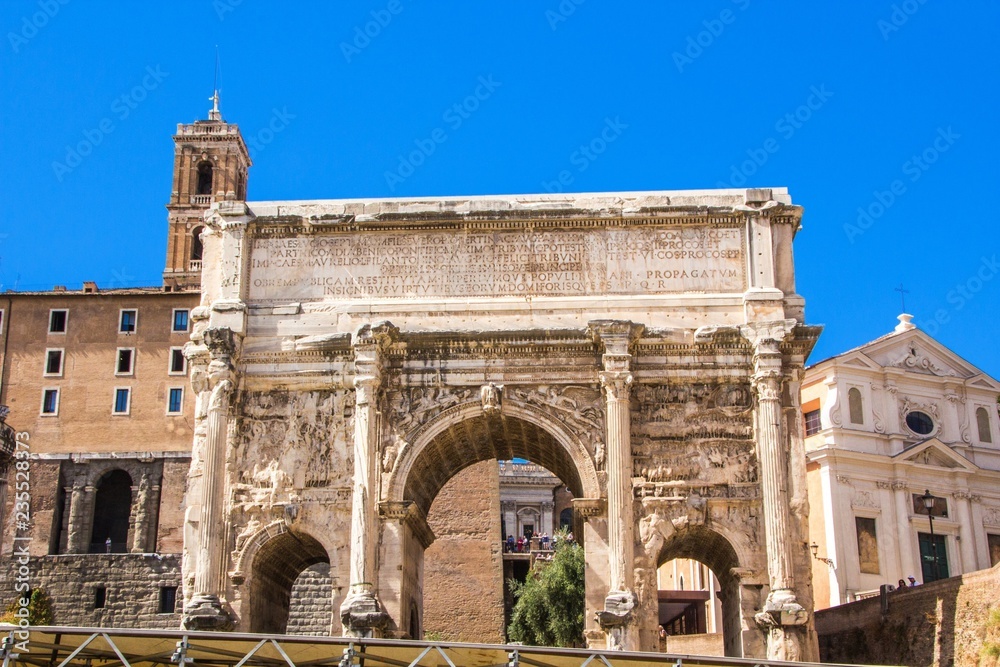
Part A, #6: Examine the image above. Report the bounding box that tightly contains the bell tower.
[163,92,251,291]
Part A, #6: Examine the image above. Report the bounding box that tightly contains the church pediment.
[863,331,978,379]
[894,438,978,471]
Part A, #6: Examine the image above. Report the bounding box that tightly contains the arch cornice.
[386,398,602,505]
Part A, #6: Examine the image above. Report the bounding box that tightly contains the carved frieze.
[634,382,753,440]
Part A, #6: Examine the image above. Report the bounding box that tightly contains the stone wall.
[816,563,1000,666]
[422,460,504,642]
[286,562,333,636]
[1,554,182,628]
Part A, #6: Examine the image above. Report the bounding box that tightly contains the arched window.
[191,226,204,262]
[559,507,573,529]
[848,387,864,425]
[90,469,132,553]
[977,407,993,443]
[196,162,213,196]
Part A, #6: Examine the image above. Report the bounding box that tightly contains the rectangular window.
[41,389,59,415]
[167,387,183,414]
[918,532,949,583]
[804,409,822,436]
[49,309,67,333]
[159,586,178,614]
[94,587,106,609]
[989,534,1000,568]
[113,388,131,415]
[172,309,189,332]
[44,349,64,376]
[116,348,134,375]
[855,517,880,574]
[913,493,948,518]
[169,348,187,375]
[119,309,137,333]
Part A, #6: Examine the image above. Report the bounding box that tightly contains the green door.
[918,532,949,582]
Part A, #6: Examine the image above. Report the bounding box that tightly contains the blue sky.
[1,2,998,376]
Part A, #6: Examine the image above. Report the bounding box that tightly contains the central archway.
[381,401,603,642]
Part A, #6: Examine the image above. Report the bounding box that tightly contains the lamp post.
[921,489,940,582]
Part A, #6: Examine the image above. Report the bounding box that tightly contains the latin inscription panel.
[248,226,745,301]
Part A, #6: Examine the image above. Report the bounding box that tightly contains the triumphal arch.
[180,188,820,659]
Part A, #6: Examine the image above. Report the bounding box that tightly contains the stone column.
[892,482,917,578]
[65,483,90,553]
[741,321,809,661]
[589,320,642,652]
[501,501,517,541]
[541,501,555,537]
[184,327,237,630]
[953,491,977,573]
[341,322,397,637]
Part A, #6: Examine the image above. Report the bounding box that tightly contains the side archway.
[246,528,331,634]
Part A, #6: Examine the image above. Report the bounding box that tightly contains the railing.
[190,195,212,205]
[188,260,203,272]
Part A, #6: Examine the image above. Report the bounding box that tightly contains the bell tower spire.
[162,82,251,291]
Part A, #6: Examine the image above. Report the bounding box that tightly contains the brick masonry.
[286,562,333,635]
[816,563,1000,666]
[422,460,504,642]
[1,554,182,628]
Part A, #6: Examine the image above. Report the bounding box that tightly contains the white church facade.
[802,314,1000,608]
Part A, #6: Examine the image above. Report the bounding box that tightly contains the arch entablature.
[386,398,602,516]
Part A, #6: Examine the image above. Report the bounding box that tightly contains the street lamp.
[921,489,940,582]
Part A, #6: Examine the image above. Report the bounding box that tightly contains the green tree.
[507,536,585,647]
[0,589,54,625]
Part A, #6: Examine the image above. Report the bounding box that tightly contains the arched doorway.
[654,527,746,657]
[383,405,601,643]
[90,469,132,553]
[249,530,330,634]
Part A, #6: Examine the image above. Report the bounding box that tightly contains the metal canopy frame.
[0,627,855,667]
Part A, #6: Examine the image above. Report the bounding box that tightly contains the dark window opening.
[117,349,133,374]
[159,586,177,614]
[196,162,213,196]
[977,407,993,443]
[913,493,948,518]
[989,534,1000,568]
[559,507,573,530]
[49,310,67,333]
[45,350,63,375]
[173,310,189,332]
[90,469,132,553]
[905,411,934,435]
[848,388,864,425]
[191,227,204,261]
[94,587,106,609]
[170,349,186,374]
[804,409,822,436]
[119,310,136,334]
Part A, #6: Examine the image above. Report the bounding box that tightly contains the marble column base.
[340,590,389,638]
[183,594,233,631]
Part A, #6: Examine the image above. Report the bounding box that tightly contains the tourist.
[506,534,515,553]
[908,576,918,586]
[897,579,907,590]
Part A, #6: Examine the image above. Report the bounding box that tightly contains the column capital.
[353,321,399,353]
[751,369,783,402]
[739,319,797,352]
[599,371,634,401]
[203,326,237,360]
